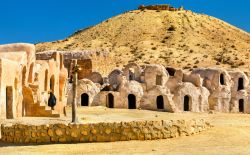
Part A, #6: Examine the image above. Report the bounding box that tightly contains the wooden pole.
[72,59,78,123]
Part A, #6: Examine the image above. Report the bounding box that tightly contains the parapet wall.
[1,119,211,144]
[138,4,184,11]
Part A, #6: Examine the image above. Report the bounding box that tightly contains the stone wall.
[1,119,211,144]
[77,59,92,79]
[36,50,115,76]
[138,4,184,11]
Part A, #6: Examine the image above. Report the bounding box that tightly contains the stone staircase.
[23,84,61,117]
[25,103,60,117]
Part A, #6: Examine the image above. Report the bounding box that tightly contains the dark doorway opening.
[6,86,13,119]
[166,67,176,76]
[129,74,133,80]
[239,99,244,112]
[220,74,225,85]
[81,93,89,106]
[238,78,244,91]
[184,95,190,111]
[107,93,114,108]
[157,95,164,109]
[156,75,163,85]
[128,94,136,109]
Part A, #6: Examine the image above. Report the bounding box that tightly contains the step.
[50,110,59,115]
[52,113,60,117]
[45,106,52,111]
[48,110,60,117]
[38,105,53,111]
[26,103,61,117]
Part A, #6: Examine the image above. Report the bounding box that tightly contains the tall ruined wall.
[1,119,211,143]
[36,50,115,77]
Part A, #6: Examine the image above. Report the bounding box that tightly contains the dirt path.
[1,108,250,155]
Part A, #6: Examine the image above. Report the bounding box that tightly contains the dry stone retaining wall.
[1,119,211,144]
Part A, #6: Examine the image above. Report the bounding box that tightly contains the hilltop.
[36,7,250,72]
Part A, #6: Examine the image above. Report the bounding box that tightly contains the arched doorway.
[81,93,89,106]
[28,63,34,83]
[107,93,114,108]
[128,94,136,109]
[184,95,190,111]
[22,66,26,86]
[50,75,55,93]
[220,74,225,85]
[6,86,13,119]
[238,78,244,90]
[44,70,48,91]
[157,95,164,109]
[239,99,244,112]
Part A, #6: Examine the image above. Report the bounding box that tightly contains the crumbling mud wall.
[36,50,115,77]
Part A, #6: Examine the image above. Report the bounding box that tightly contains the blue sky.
[0,0,249,44]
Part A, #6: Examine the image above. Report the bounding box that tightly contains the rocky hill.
[36,8,250,72]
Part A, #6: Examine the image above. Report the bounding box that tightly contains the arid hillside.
[36,9,250,72]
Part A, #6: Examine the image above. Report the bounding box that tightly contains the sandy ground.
[1,107,250,155]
